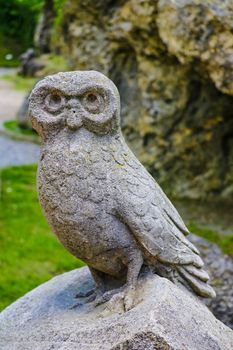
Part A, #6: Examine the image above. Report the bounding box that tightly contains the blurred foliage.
[2,121,40,144]
[0,0,68,66]
[0,0,44,65]
[4,120,35,136]
[0,58,20,68]
[53,0,66,27]
[0,164,84,311]
[2,74,37,91]
[40,53,68,75]
[189,223,233,257]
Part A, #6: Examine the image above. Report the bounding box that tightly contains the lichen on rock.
[157,0,233,95]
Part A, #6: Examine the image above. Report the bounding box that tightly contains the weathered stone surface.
[0,267,232,350]
[50,0,233,200]
[157,0,233,95]
[190,234,233,330]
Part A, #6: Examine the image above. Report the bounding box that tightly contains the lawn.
[3,120,40,144]
[0,164,232,312]
[0,164,84,311]
[2,74,36,91]
[3,120,36,136]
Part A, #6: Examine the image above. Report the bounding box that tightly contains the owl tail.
[177,265,216,298]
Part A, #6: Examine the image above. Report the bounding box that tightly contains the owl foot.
[94,285,137,311]
[71,287,97,309]
[75,287,96,299]
[123,286,137,311]
[94,287,123,306]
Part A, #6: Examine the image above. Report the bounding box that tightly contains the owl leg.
[123,249,144,310]
[89,267,106,299]
[94,249,143,310]
[125,249,144,287]
[75,267,105,300]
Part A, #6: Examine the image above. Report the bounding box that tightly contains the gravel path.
[0,134,40,168]
[0,68,40,167]
[0,68,25,121]
[0,68,17,78]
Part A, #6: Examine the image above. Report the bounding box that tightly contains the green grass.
[0,164,84,311]
[2,120,40,144]
[0,58,20,67]
[3,120,37,136]
[2,74,36,91]
[188,223,233,256]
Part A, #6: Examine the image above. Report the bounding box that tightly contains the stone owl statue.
[29,71,215,310]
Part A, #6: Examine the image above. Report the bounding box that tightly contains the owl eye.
[82,92,104,114]
[45,92,65,113]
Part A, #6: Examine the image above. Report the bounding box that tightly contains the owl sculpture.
[29,71,215,309]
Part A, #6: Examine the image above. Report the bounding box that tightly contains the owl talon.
[94,286,136,311]
[94,287,124,306]
[70,302,83,309]
[75,287,96,299]
[123,286,137,311]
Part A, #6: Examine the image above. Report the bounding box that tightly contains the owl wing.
[112,147,203,267]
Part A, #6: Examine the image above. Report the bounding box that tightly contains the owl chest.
[38,149,111,219]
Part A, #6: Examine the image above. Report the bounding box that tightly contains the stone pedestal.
[0,267,232,350]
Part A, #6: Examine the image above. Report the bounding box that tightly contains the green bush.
[0,0,44,65]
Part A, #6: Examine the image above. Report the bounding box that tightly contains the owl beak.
[66,110,83,130]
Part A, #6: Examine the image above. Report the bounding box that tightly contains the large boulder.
[51,0,233,200]
[190,234,233,329]
[157,0,233,96]
[0,267,232,350]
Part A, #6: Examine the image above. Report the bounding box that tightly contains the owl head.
[29,71,121,139]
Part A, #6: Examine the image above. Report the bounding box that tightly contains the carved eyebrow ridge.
[50,83,107,95]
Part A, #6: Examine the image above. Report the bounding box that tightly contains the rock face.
[190,234,233,330]
[0,267,232,350]
[52,0,233,199]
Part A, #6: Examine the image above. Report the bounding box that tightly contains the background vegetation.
[0,0,44,66]
[0,0,67,66]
